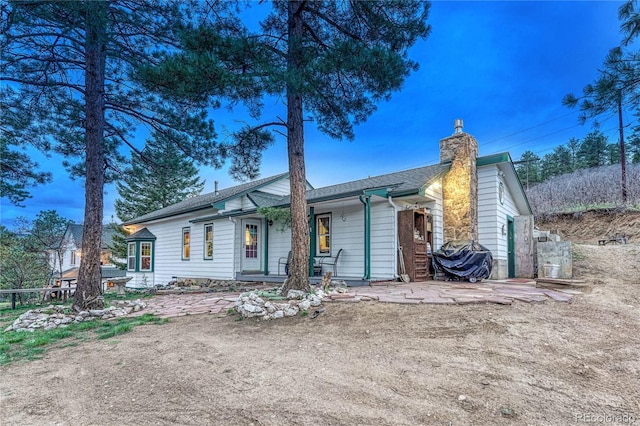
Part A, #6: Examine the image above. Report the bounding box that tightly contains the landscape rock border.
[4,300,147,333]
[234,283,349,320]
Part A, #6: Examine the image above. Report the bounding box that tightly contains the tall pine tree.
[1,1,221,310]
[143,1,431,293]
[563,1,640,203]
[115,132,205,222]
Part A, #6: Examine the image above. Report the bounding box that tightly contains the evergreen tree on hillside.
[540,146,573,180]
[115,132,205,222]
[606,142,622,165]
[629,130,640,163]
[516,151,541,189]
[567,137,581,170]
[577,130,609,168]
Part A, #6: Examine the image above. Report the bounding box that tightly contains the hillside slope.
[535,209,640,244]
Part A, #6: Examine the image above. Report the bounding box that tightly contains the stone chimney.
[440,119,478,243]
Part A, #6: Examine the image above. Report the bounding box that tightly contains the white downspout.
[388,196,399,279]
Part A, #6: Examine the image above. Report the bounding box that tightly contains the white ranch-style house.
[122,124,535,288]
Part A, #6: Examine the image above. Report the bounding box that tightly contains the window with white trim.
[127,242,136,271]
[316,214,331,256]
[140,242,152,271]
[71,250,77,265]
[204,224,213,260]
[182,227,190,260]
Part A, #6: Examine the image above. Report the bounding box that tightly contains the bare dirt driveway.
[1,243,639,425]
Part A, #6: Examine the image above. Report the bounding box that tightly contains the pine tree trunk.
[281,0,310,295]
[74,1,107,311]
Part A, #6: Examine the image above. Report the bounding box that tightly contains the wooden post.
[514,215,535,278]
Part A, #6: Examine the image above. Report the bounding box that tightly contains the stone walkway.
[128,279,580,319]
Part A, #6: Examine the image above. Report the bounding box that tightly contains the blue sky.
[0,1,628,227]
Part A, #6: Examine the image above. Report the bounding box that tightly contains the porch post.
[263,217,269,276]
[358,194,371,280]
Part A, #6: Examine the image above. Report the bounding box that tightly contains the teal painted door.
[507,216,515,278]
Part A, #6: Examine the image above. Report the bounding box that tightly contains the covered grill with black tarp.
[432,241,493,282]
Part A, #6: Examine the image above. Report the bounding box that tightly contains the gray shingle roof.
[200,163,450,220]
[130,163,453,224]
[126,227,157,240]
[304,162,451,202]
[246,191,286,208]
[123,173,289,225]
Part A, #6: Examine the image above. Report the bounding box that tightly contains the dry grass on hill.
[536,209,640,244]
[526,163,640,215]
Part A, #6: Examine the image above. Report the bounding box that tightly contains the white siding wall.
[127,272,155,288]
[225,199,242,211]
[266,224,291,276]
[314,203,364,278]
[369,200,396,279]
[260,178,292,196]
[423,180,444,249]
[59,234,79,271]
[478,166,500,257]
[211,219,236,279]
[497,172,520,251]
[478,165,520,262]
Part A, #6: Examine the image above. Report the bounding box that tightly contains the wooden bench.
[0,286,76,310]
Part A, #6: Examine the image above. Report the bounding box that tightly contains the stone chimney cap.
[454,119,464,134]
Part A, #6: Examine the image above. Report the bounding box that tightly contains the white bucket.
[543,264,560,278]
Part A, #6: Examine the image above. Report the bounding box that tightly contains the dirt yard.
[1,242,639,425]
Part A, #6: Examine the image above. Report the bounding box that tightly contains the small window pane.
[140,242,152,271]
[182,228,190,260]
[205,224,213,259]
[127,243,136,271]
[316,215,331,255]
[245,224,258,258]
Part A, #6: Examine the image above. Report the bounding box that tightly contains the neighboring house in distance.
[123,122,535,288]
[50,224,126,287]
